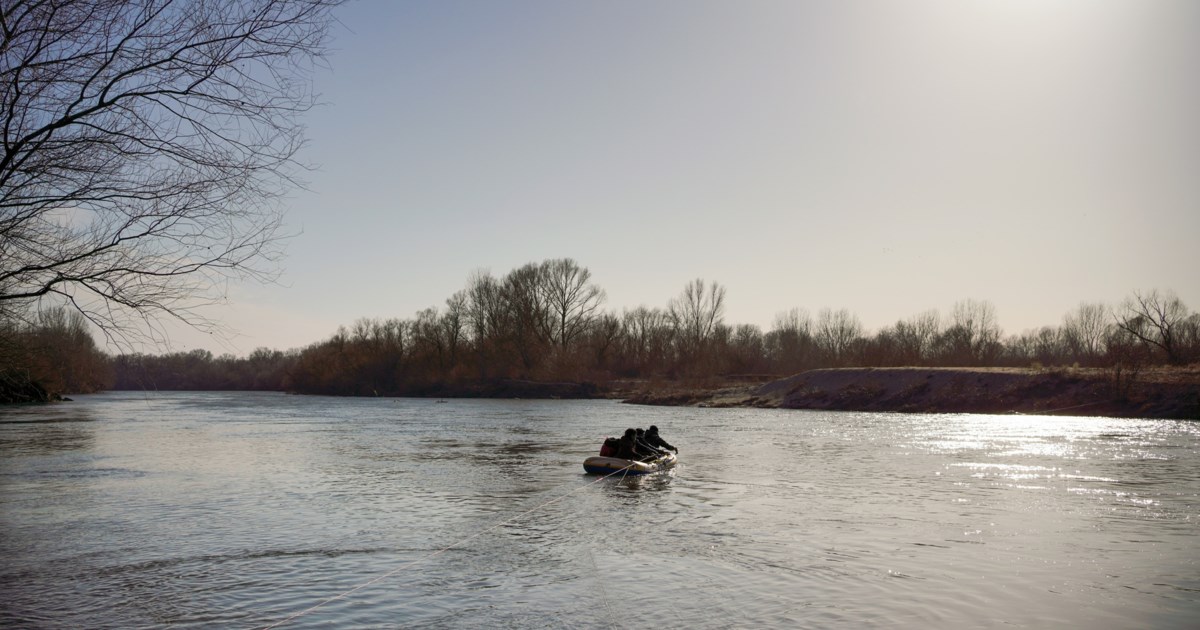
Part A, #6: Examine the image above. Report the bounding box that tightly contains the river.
[1,391,1198,628]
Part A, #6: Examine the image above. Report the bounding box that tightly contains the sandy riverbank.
[623,366,1200,420]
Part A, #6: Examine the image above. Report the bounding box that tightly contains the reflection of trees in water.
[0,421,95,455]
[0,405,97,454]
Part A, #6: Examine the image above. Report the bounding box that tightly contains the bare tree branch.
[1115,289,1189,364]
[0,0,344,344]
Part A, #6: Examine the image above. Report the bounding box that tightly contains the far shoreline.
[621,366,1200,420]
[30,366,1199,421]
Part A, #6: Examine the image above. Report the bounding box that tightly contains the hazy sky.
[161,0,1199,355]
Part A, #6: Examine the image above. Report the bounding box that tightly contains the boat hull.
[583,452,677,476]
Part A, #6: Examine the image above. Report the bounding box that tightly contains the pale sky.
[158,0,1199,355]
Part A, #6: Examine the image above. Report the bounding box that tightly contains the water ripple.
[1,394,1198,628]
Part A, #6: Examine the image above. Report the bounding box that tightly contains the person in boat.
[616,428,659,462]
[644,425,678,454]
[635,428,667,459]
[615,428,643,460]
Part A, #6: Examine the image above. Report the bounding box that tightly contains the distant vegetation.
[0,0,343,403]
[1,308,112,401]
[3,258,1198,401]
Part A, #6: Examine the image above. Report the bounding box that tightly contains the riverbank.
[15,366,1198,420]
[0,371,63,403]
[623,366,1200,420]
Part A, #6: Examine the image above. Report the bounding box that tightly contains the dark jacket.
[644,430,675,452]
[615,434,639,460]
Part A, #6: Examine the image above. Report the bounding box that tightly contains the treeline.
[1,308,112,401]
[6,259,1199,400]
[111,348,295,392]
[118,259,1199,396]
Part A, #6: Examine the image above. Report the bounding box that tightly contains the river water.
[1,392,1198,629]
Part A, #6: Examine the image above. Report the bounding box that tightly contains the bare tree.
[668,278,726,363]
[728,323,765,373]
[411,307,446,371]
[620,305,670,374]
[814,307,863,367]
[939,299,1002,365]
[0,0,344,341]
[1114,289,1192,364]
[773,308,812,337]
[503,262,550,371]
[767,307,814,373]
[463,270,508,376]
[539,258,605,351]
[893,309,940,365]
[440,290,468,368]
[3,305,111,397]
[1006,326,1066,367]
[584,312,621,373]
[1178,313,1200,364]
[1061,302,1109,366]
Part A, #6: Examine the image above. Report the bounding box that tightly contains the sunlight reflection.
[913,414,1200,469]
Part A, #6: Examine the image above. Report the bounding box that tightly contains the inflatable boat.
[583,452,677,476]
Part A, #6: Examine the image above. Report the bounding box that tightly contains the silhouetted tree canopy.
[0,0,344,342]
[9,256,1198,400]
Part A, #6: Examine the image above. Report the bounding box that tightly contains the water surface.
[2,392,1198,628]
